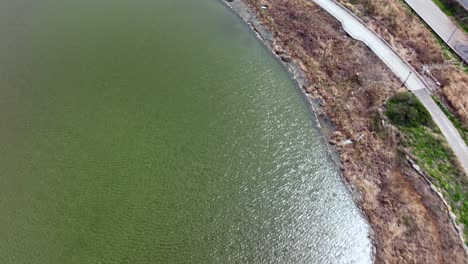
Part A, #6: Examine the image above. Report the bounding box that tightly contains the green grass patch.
[386,92,468,242]
[386,91,433,127]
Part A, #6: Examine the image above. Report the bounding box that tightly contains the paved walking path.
[312,0,468,175]
[404,0,468,62]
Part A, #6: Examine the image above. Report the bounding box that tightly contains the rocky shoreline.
[222,0,467,262]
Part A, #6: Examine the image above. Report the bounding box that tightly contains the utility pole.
[401,71,412,87]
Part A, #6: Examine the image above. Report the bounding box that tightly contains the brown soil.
[238,0,467,262]
[337,0,468,126]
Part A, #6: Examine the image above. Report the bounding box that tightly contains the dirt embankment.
[337,0,468,126]
[230,0,467,262]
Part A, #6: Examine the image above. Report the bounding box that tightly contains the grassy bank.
[386,92,467,241]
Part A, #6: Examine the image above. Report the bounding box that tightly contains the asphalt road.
[312,0,468,175]
[404,0,468,62]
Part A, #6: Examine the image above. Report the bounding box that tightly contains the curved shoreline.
[221,0,376,260]
[222,0,343,166]
[222,0,467,262]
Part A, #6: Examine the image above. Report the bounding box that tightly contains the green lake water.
[0,0,371,263]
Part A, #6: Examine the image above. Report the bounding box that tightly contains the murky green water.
[0,0,371,263]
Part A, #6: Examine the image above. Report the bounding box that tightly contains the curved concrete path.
[312,0,468,175]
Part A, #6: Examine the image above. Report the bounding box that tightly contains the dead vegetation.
[241,0,467,262]
[338,0,468,125]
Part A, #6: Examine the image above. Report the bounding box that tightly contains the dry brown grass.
[433,66,468,120]
[339,0,468,125]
